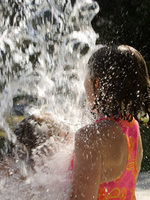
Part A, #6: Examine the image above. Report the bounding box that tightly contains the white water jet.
[0,0,99,199]
[0,0,149,199]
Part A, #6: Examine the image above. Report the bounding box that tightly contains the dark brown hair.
[88,45,150,122]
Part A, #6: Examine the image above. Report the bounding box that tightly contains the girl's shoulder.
[75,119,125,148]
[75,119,129,182]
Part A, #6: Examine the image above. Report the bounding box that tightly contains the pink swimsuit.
[96,117,139,200]
[69,117,139,200]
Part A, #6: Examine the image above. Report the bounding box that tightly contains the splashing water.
[0,1,149,200]
[0,0,99,199]
[0,0,99,130]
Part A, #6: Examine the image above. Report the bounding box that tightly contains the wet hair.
[87,45,150,122]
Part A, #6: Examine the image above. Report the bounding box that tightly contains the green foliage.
[140,125,150,172]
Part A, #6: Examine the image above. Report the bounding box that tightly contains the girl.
[69,45,150,200]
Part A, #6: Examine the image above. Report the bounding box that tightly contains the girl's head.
[85,45,150,121]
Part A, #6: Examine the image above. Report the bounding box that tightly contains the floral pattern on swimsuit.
[69,117,139,200]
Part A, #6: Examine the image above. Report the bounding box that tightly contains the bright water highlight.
[0,0,149,199]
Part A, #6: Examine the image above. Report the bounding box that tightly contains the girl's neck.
[90,111,105,121]
[96,113,105,120]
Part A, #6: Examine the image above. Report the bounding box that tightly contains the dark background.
[92,0,150,74]
[92,0,150,171]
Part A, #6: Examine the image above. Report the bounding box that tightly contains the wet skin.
[70,72,143,200]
